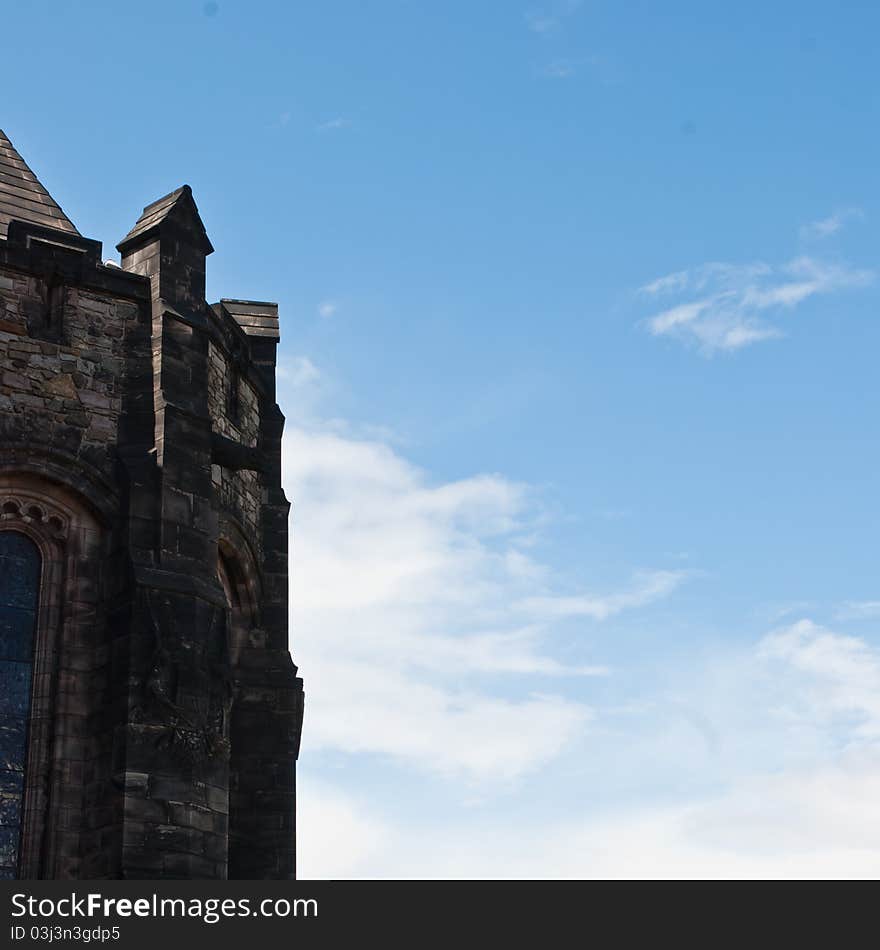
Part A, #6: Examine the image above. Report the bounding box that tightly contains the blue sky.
[7,1,880,876]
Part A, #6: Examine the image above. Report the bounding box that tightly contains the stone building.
[0,129,304,879]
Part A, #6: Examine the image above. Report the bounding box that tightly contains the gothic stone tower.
[0,130,303,879]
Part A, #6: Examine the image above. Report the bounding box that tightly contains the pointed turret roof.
[117,184,214,255]
[0,129,79,241]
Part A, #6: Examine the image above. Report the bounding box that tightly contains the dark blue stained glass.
[0,661,32,720]
[0,534,41,608]
[0,770,23,843]
[0,532,39,878]
[0,826,18,864]
[0,606,35,662]
[0,724,28,771]
[0,771,23,795]
[0,792,20,825]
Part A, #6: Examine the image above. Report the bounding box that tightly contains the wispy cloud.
[836,601,880,621]
[301,619,880,877]
[276,355,320,388]
[318,300,338,319]
[283,365,685,782]
[317,117,352,133]
[524,0,581,34]
[526,12,559,34]
[521,569,689,621]
[800,207,863,241]
[302,753,880,878]
[286,426,593,781]
[758,619,880,739]
[540,59,578,79]
[640,257,873,354]
[537,54,612,82]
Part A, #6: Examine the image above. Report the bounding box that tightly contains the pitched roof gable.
[117,184,214,255]
[0,129,79,240]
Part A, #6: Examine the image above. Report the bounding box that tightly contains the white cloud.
[759,619,880,739]
[281,346,880,879]
[285,426,600,781]
[276,356,320,389]
[300,753,880,878]
[297,781,388,879]
[299,619,880,878]
[283,389,682,783]
[317,300,337,319]
[800,207,863,241]
[305,663,590,782]
[641,257,873,353]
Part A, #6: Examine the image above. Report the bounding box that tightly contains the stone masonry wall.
[207,340,261,539]
[0,267,140,480]
[0,239,155,880]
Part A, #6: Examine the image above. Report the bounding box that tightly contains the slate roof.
[0,129,79,240]
[118,184,214,254]
[220,299,280,340]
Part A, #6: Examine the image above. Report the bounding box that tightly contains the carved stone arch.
[216,516,270,880]
[0,471,108,879]
[2,446,120,527]
[217,516,263,668]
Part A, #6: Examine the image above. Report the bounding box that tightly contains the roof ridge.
[140,184,190,214]
[117,183,213,255]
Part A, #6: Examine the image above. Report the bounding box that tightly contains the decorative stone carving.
[135,590,235,763]
[0,494,68,540]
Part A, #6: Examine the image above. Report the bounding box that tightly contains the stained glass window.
[0,532,40,879]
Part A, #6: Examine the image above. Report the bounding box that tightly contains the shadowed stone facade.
[0,130,303,879]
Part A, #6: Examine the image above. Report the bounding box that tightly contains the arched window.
[0,532,40,879]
